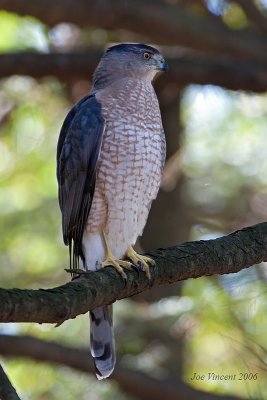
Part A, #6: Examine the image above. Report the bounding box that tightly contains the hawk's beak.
[154,55,168,72]
[159,61,168,72]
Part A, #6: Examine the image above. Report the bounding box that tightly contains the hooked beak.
[159,61,168,72]
[154,55,168,72]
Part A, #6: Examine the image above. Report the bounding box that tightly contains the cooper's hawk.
[57,44,167,379]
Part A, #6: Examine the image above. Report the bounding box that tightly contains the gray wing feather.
[57,95,105,267]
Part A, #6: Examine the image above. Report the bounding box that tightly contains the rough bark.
[1,0,267,60]
[1,51,267,92]
[1,222,267,325]
[0,334,255,400]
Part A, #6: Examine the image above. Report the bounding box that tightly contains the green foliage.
[222,2,248,29]
[0,76,69,289]
[183,274,267,396]
[182,85,267,221]
[0,11,48,52]
[181,85,267,397]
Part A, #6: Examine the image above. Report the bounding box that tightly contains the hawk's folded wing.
[56,95,105,267]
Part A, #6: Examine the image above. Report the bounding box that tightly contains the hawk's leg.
[100,231,132,281]
[125,246,155,281]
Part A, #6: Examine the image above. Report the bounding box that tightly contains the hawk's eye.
[143,52,151,60]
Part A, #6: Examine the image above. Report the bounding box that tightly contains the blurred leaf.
[0,11,49,52]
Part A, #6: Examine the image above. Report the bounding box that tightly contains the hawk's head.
[93,43,168,88]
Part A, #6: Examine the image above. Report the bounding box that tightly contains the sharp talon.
[125,246,155,282]
[130,263,139,272]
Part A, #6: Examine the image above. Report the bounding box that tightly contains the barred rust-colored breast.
[85,78,165,255]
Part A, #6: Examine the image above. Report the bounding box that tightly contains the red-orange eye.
[143,52,151,60]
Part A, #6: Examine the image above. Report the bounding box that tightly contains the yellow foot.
[125,246,155,281]
[101,250,132,281]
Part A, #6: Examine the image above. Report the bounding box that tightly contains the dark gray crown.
[106,43,159,55]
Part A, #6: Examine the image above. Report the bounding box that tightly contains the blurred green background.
[0,2,267,399]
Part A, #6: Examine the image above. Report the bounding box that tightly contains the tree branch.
[0,334,254,400]
[0,51,100,80]
[0,363,21,400]
[234,0,267,34]
[1,51,267,92]
[1,222,267,324]
[1,0,267,60]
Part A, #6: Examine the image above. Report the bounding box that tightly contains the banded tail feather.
[89,305,116,379]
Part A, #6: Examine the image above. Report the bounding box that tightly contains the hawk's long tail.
[83,232,116,380]
[89,305,116,380]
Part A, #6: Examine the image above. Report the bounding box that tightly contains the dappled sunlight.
[181,85,267,226]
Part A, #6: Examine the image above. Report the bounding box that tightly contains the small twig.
[0,364,21,400]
